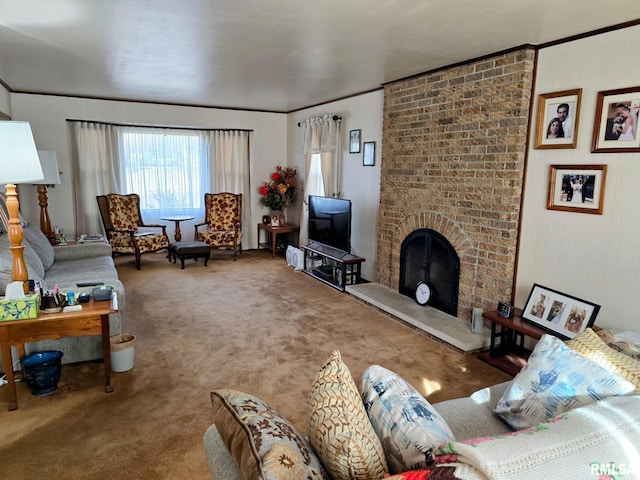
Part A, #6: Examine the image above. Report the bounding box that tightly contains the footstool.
[168,241,211,269]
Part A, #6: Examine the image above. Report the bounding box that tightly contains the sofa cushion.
[307,351,388,480]
[494,334,635,430]
[595,329,640,360]
[361,365,455,474]
[211,389,328,480]
[23,224,55,270]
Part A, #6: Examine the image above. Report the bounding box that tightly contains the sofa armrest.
[53,242,113,261]
[203,425,243,480]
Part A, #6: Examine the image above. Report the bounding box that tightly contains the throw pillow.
[307,351,388,480]
[567,328,640,393]
[361,365,455,474]
[494,334,636,430]
[211,389,328,480]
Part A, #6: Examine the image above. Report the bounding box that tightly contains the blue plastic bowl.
[20,350,64,396]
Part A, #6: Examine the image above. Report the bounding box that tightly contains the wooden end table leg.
[271,231,276,257]
[0,333,18,410]
[101,315,114,393]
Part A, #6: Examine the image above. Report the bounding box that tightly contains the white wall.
[517,25,640,332]
[287,90,384,281]
[10,94,287,248]
[0,83,11,118]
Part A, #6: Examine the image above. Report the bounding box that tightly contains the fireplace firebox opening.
[399,228,460,316]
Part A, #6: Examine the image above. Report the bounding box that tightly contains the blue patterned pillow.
[495,334,636,430]
[361,365,455,474]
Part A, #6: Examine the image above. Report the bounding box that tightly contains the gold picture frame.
[534,89,582,149]
[591,86,640,153]
[547,164,607,215]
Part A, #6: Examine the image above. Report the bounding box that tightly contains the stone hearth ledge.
[346,283,491,353]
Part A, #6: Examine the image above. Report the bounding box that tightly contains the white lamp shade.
[37,150,62,185]
[0,121,45,184]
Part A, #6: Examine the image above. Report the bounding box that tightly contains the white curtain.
[298,114,341,245]
[207,130,251,247]
[69,121,120,236]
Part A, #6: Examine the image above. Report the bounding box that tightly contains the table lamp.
[36,150,62,243]
[0,122,45,293]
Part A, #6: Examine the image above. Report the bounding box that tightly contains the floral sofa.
[203,329,640,479]
[0,223,124,372]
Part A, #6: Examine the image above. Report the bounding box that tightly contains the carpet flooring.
[0,249,510,479]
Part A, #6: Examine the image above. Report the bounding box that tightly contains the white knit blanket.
[434,395,640,480]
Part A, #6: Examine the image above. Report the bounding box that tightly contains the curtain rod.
[66,118,253,133]
[297,115,342,127]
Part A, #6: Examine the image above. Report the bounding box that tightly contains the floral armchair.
[194,193,243,260]
[96,193,170,270]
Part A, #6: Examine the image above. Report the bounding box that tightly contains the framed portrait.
[592,86,640,153]
[522,284,600,340]
[534,89,581,149]
[270,214,281,227]
[349,129,361,154]
[363,141,375,166]
[547,164,607,215]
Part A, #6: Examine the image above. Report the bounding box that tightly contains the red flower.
[259,185,269,196]
[271,172,280,182]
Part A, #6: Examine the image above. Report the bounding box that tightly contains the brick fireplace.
[376,48,536,322]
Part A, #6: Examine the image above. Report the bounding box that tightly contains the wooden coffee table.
[0,294,119,410]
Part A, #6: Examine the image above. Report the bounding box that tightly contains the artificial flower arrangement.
[258,166,297,210]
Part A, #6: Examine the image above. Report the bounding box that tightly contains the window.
[118,128,209,217]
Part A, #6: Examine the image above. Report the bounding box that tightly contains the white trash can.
[110,334,136,372]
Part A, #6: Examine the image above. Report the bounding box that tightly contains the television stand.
[301,242,365,292]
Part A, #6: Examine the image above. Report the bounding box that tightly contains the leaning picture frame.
[534,89,581,149]
[592,86,640,153]
[547,164,607,215]
[522,284,600,340]
[349,129,361,154]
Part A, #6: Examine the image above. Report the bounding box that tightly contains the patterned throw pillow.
[495,334,636,430]
[361,365,455,474]
[566,328,640,393]
[211,389,328,480]
[307,351,388,480]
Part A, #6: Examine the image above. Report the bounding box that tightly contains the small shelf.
[301,242,365,292]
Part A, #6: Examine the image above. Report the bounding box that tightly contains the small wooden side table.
[0,295,118,411]
[161,215,195,242]
[257,223,300,257]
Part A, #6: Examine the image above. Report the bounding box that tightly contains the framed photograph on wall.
[547,164,607,215]
[592,86,640,153]
[522,284,600,340]
[534,89,582,149]
[363,141,375,166]
[349,129,361,153]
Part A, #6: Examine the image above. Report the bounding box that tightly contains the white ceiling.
[1,1,639,113]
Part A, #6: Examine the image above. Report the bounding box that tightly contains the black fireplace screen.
[399,228,460,316]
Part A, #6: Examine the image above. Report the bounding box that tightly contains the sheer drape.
[69,122,120,236]
[299,114,341,245]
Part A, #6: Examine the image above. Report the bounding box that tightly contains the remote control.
[76,281,104,287]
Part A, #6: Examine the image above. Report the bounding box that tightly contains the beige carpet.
[0,249,510,479]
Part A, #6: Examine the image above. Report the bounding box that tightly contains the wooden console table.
[478,308,546,376]
[257,223,300,257]
[0,295,118,411]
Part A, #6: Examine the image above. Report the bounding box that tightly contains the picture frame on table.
[522,283,600,340]
[592,86,640,153]
[349,129,361,153]
[547,164,607,215]
[534,89,581,149]
[363,141,375,166]
[270,214,281,227]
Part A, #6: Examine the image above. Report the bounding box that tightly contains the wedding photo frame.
[547,164,607,215]
[534,89,582,149]
[349,129,361,153]
[363,141,375,166]
[592,86,640,153]
[522,284,600,340]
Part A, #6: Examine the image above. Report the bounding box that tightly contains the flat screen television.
[308,195,352,253]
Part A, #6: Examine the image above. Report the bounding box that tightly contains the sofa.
[203,329,640,480]
[0,223,124,372]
